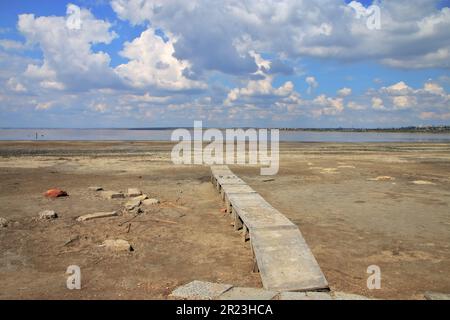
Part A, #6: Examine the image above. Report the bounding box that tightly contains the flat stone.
[133,194,148,201]
[102,239,132,252]
[277,292,308,300]
[251,228,328,292]
[305,291,333,300]
[125,199,141,210]
[333,292,372,300]
[100,191,125,199]
[424,292,450,300]
[38,210,58,220]
[0,217,8,227]
[77,211,118,222]
[88,186,103,191]
[170,281,233,300]
[127,188,142,197]
[412,180,436,185]
[142,198,160,206]
[218,287,278,300]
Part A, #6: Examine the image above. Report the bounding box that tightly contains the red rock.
[44,189,68,198]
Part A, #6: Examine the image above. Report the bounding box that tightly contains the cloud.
[111,0,450,71]
[116,27,206,91]
[17,5,121,92]
[372,97,385,110]
[306,76,318,94]
[338,87,352,97]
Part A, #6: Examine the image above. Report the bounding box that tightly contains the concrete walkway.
[210,165,328,292]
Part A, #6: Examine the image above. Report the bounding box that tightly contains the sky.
[0,0,449,128]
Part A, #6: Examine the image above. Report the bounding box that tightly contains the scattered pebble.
[102,239,133,252]
[143,198,160,206]
[412,180,436,185]
[100,191,125,199]
[88,186,103,191]
[125,198,141,210]
[38,210,58,220]
[0,217,9,227]
[132,194,148,201]
[369,176,395,181]
[44,189,68,198]
[127,188,142,197]
[77,211,118,222]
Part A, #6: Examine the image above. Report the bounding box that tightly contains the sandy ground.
[0,141,449,299]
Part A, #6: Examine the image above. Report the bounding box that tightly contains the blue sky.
[0,0,449,128]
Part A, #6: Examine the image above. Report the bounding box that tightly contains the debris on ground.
[128,207,144,215]
[424,291,450,300]
[100,191,125,199]
[88,186,103,191]
[125,198,141,210]
[38,210,58,220]
[44,189,68,198]
[0,217,9,227]
[127,188,142,197]
[76,211,118,222]
[169,280,233,300]
[143,198,160,206]
[412,180,436,185]
[132,194,148,201]
[368,176,395,181]
[63,235,80,246]
[101,239,133,252]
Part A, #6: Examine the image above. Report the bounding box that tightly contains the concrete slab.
[170,281,233,300]
[233,205,297,232]
[216,175,247,186]
[251,228,328,292]
[227,193,273,210]
[218,287,278,300]
[277,291,332,300]
[76,211,118,222]
[333,292,372,300]
[221,184,256,201]
[424,292,450,300]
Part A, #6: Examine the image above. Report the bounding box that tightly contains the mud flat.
[0,141,449,299]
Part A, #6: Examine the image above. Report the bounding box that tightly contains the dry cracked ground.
[0,141,449,299]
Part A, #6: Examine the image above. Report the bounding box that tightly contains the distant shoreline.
[1,126,450,133]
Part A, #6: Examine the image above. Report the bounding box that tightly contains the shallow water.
[1,128,450,142]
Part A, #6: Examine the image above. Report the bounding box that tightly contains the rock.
[142,198,160,206]
[133,194,148,201]
[129,207,144,215]
[219,287,278,300]
[77,211,118,222]
[369,176,394,181]
[102,239,133,252]
[0,217,8,227]
[333,292,372,300]
[170,281,233,300]
[100,191,125,199]
[277,292,308,300]
[127,188,142,197]
[305,291,333,300]
[412,180,436,185]
[424,292,450,300]
[88,186,103,191]
[125,199,141,210]
[38,210,58,220]
[44,189,68,198]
